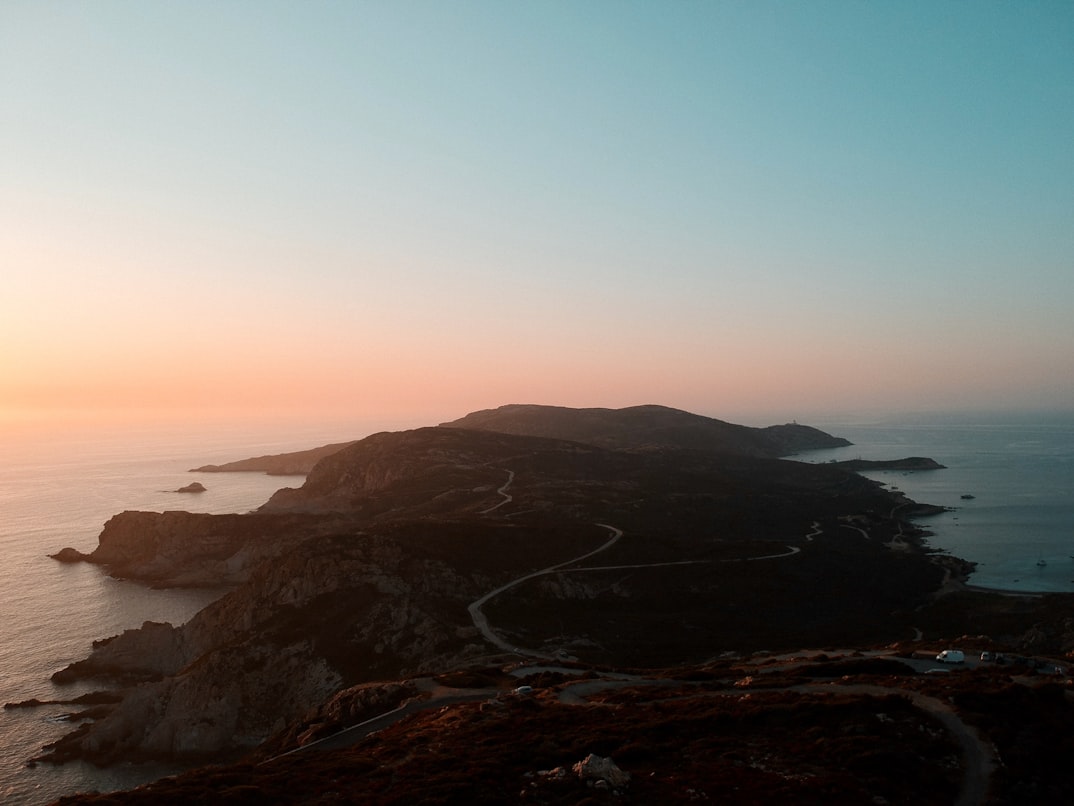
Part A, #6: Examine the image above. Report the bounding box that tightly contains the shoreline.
[909,526,1057,600]
[962,583,1046,598]
[940,563,1048,601]
[926,538,1067,599]
[898,502,1067,601]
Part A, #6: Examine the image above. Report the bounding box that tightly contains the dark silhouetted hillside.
[441,403,851,456]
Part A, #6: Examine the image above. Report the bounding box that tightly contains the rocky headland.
[35,405,1074,803]
[832,456,947,471]
[51,510,343,587]
[190,441,357,476]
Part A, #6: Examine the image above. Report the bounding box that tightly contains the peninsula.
[37,405,1074,803]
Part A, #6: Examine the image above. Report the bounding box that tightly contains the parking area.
[901,649,1068,677]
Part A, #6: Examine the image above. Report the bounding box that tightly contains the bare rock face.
[44,531,484,764]
[47,638,343,763]
[254,679,420,757]
[52,621,187,684]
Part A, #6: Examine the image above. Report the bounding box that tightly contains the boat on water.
[1037,558,1047,567]
[960,494,975,500]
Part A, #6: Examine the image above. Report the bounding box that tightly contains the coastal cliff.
[45,530,490,763]
[51,510,343,587]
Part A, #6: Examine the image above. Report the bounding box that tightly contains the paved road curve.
[479,469,515,514]
[467,523,623,657]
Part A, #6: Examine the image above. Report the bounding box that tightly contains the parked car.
[936,649,965,664]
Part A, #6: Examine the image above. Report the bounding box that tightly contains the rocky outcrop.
[52,510,341,586]
[52,621,188,684]
[532,754,632,793]
[572,754,631,789]
[50,547,88,563]
[44,640,343,764]
[175,482,206,493]
[191,441,356,475]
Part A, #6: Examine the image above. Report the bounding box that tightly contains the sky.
[2,1,1073,429]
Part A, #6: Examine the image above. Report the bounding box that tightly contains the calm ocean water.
[0,415,398,806]
[1,410,1072,803]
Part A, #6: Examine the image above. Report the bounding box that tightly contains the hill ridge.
[441,403,851,456]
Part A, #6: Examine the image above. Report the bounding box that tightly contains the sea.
[0,413,408,806]
[1,409,1073,804]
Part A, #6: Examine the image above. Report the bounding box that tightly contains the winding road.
[467,523,623,657]
[467,470,819,657]
[289,471,998,802]
[478,469,515,514]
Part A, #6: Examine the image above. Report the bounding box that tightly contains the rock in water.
[50,547,88,563]
[176,482,207,493]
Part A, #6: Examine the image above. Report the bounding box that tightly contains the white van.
[935,649,965,664]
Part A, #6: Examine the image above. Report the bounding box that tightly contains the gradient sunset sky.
[3,2,1073,428]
